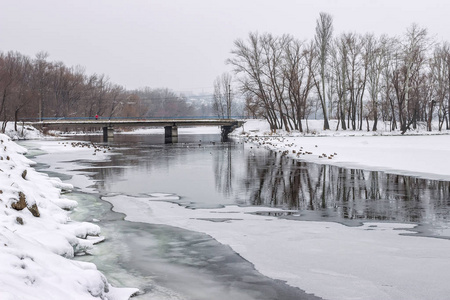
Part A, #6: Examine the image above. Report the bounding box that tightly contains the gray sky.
[1,0,448,94]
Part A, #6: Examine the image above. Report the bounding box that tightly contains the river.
[20,132,450,299]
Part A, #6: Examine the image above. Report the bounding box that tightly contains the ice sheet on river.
[104,194,450,300]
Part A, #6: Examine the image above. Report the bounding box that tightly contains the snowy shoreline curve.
[0,133,138,300]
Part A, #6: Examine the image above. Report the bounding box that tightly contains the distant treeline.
[227,13,450,133]
[0,51,213,132]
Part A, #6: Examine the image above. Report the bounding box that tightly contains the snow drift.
[0,133,137,300]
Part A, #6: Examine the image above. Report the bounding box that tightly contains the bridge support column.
[164,125,178,143]
[221,125,234,141]
[103,126,114,142]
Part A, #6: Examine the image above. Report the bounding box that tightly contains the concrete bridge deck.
[29,118,245,142]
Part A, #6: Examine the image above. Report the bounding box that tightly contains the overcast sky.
[1,0,448,94]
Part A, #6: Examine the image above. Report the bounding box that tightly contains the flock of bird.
[56,136,338,161]
[58,141,112,155]
[243,136,337,160]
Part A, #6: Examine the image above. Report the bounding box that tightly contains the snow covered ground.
[233,119,450,181]
[0,124,138,299]
[104,195,450,300]
[3,119,450,300]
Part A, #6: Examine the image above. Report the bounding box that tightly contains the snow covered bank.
[103,194,450,300]
[2,122,43,140]
[0,134,137,300]
[233,119,450,181]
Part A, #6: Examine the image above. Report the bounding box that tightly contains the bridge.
[29,118,245,142]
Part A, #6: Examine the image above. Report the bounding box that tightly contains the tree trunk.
[427,101,435,131]
[14,109,19,131]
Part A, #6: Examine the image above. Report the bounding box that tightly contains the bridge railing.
[24,116,247,122]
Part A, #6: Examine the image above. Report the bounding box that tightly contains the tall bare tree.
[366,34,392,131]
[12,54,35,130]
[330,34,349,130]
[33,52,52,121]
[213,72,233,118]
[398,24,430,133]
[227,32,281,131]
[0,52,23,132]
[283,39,315,131]
[312,12,333,130]
[430,43,450,130]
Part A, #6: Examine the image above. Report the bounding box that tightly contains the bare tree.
[399,24,430,133]
[33,52,52,121]
[0,51,22,132]
[12,54,35,130]
[366,34,392,131]
[227,32,281,131]
[135,88,193,118]
[312,12,333,130]
[48,63,85,118]
[443,43,450,129]
[262,34,292,131]
[430,43,450,130]
[330,34,349,130]
[243,94,262,118]
[283,39,315,131]
[104,84,125,119]
[213,73,233,118]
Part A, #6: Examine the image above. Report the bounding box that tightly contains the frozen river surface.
[21,132,450,300]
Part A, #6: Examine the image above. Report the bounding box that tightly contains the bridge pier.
[103,126,114,142]
[164,125,178,143]
[221,125,234,141]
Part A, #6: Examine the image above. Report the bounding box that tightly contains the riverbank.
[232,119,450,181]
[0,132,138,300]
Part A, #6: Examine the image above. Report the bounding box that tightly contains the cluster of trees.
[0,51,130,131]
[228,13,450,132]
[133,87,213,118]
[0,51,215,133]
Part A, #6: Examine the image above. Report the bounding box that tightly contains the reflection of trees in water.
[215,149,450,223]
[80,136,450,224]
[213,144,234,199]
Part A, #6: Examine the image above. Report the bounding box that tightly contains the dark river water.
[22,132,450,299]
